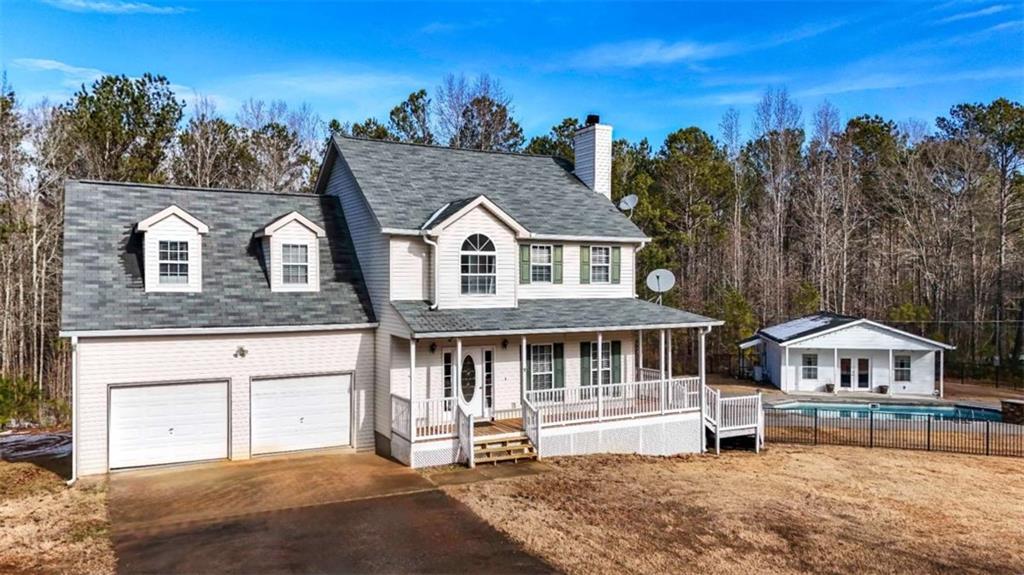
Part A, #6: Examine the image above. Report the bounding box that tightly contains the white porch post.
[834,348,839,393]
[455,338,463,408]
[668,330,673,379]
[699,327,708,453]
[409,339,417,441]
[597,331,604,420]
[659,329,666,380]
[784,347,790,392]
[888,349,894,394]
[939,349,945,398]
[521,335,528,403]
[638,329,644,371]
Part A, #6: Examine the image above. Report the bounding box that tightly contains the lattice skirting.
[539,412,702,458]
[410,438,460,468]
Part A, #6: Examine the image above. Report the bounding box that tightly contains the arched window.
[460,234,496,295]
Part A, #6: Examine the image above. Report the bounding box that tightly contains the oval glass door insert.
[461,355,476,402]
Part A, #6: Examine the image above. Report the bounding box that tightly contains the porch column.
[521,335,528,403]
[659,329,666,380]
[888,349,894,394]
[939,349,945,398]
[784,347,790,391]
[638,329,644,371]
[834,348,839,392]
[668,330,674,379]
[409,338,417,441]
[597,331,604,420]
[699,326,708,453]
[455,338,463,409]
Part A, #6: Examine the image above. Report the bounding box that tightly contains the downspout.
[66,336,79,486]
[421,233,439,310]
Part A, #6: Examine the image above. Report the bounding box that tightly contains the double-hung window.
[158,240,189,285]
[591,246,611,283]
[530,245,552,283]
[591,341,612,385]
[530,344,554,390]
[894,355,911,382]
[282,244,309,285]
[461,234,496,295]
[801,354,818,380]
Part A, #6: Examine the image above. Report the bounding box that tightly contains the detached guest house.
[61,117,762,480]
[739,312,955,397]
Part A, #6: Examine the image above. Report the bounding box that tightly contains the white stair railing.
[456,404,474,468]
[390,394,412,441]
[523,398,542,459]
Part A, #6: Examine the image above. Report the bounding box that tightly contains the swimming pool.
[772,401,1002,422]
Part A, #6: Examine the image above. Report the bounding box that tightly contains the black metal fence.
[765,408,1024,458]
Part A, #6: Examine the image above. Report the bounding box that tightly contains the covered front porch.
[387,298,727,467]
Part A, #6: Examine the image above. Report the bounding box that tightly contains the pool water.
[774,401,1002,422]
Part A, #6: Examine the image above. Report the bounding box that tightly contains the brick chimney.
[573,114,612,200]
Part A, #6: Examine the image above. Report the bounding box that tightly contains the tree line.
[0,70,1020,424]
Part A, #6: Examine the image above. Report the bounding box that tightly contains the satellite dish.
[646,269,676,304]
[618,194,638,211]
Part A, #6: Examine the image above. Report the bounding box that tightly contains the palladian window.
[460,234,496,295]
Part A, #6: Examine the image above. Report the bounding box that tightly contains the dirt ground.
[0,462,115,575]
[444,446,1024,575]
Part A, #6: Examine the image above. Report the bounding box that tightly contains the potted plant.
[825,383,835,393]
[877,385,890,394]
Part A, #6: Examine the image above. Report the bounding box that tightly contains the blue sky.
[2,0,1022,145]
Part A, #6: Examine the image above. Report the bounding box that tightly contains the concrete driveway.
[108,451,553,574]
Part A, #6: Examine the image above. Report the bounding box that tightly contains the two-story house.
[61,117,742,479]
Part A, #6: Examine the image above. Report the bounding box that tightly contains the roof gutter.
[59,322,379,339]
[420,231,440,310]
[67,335,78,487]
[412,320,724,339]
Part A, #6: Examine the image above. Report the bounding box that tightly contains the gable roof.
[422,195,529,237]
[256,210,327,238]
[752,312,954,350]
[137,205,209,234]
[61,181,375,334]
[319,136,647,241]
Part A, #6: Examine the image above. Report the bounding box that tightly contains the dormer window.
[256,211,326,293]
[282,244,309,285]
[137,205,208,293]
[461,234,496,295]
[158,241,190,285]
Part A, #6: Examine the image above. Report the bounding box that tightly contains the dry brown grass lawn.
[444,446,1024,575]
[0,462,114,575]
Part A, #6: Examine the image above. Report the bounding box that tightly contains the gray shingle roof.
[327,136,647,239]
[61,181,375,333]
[392,298,721,337]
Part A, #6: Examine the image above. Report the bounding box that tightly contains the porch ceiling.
[392,298,722,338]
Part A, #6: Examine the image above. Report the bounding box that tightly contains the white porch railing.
[705,386,720,427]
[638,367,663,382]
[391,394,411,441]
[523,399,542,457]
[719,394,761,431]
[456,404,474,468]
[525,377,701,427]
[415,397,456,440]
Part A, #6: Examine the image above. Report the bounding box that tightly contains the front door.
[856,358,871,389]
[458,348,486,418]
[840,358,852,388]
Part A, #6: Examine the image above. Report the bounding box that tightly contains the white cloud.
[934,4,1011,24]
[795,66,1021,98]
[418,19,501,35]
[12,58,105,86]
[42,0,189,14]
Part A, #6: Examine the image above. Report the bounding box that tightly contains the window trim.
[460,234,497,296]
[894,354,912,382]
[530,245,553,284]
[157,240,190,285]
[590,245,611,284]
[590,341,613,386]
[530,343,555,390]
[801,353,818,380]
[281,243,310,285]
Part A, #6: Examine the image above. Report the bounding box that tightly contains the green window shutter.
[520,245,531,284]
[526,344,533,390]
[611,246,621,284]
[611,341,622,383]
[580,342,591,386]
[554,343,565,389]
[580,245,591,284]
[553,245,563,284]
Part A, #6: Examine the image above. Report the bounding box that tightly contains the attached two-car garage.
[107,374,353,470]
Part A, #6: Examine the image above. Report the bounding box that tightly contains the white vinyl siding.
[144,214,203,293]
[435,206,516,309]
[74,329,374,477]
[518,242,636,299]
[250,374,352,455]
[389,237,430,301]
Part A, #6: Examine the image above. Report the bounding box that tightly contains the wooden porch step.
[475,449,538,465]
[474,443,535,456]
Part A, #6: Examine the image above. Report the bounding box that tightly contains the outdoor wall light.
[430,342,437,354]
[233,346,248,358]
[501,338,509,349]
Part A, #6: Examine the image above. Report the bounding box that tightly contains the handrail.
[524,377,701,427]
[523,398,542,458]
[456,404,474,468]
[390,394,412,441]
[412,397,456,440]
[719,395,761,430]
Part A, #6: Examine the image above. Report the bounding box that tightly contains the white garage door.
[109,381,229,470]
[250,374,351,455]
